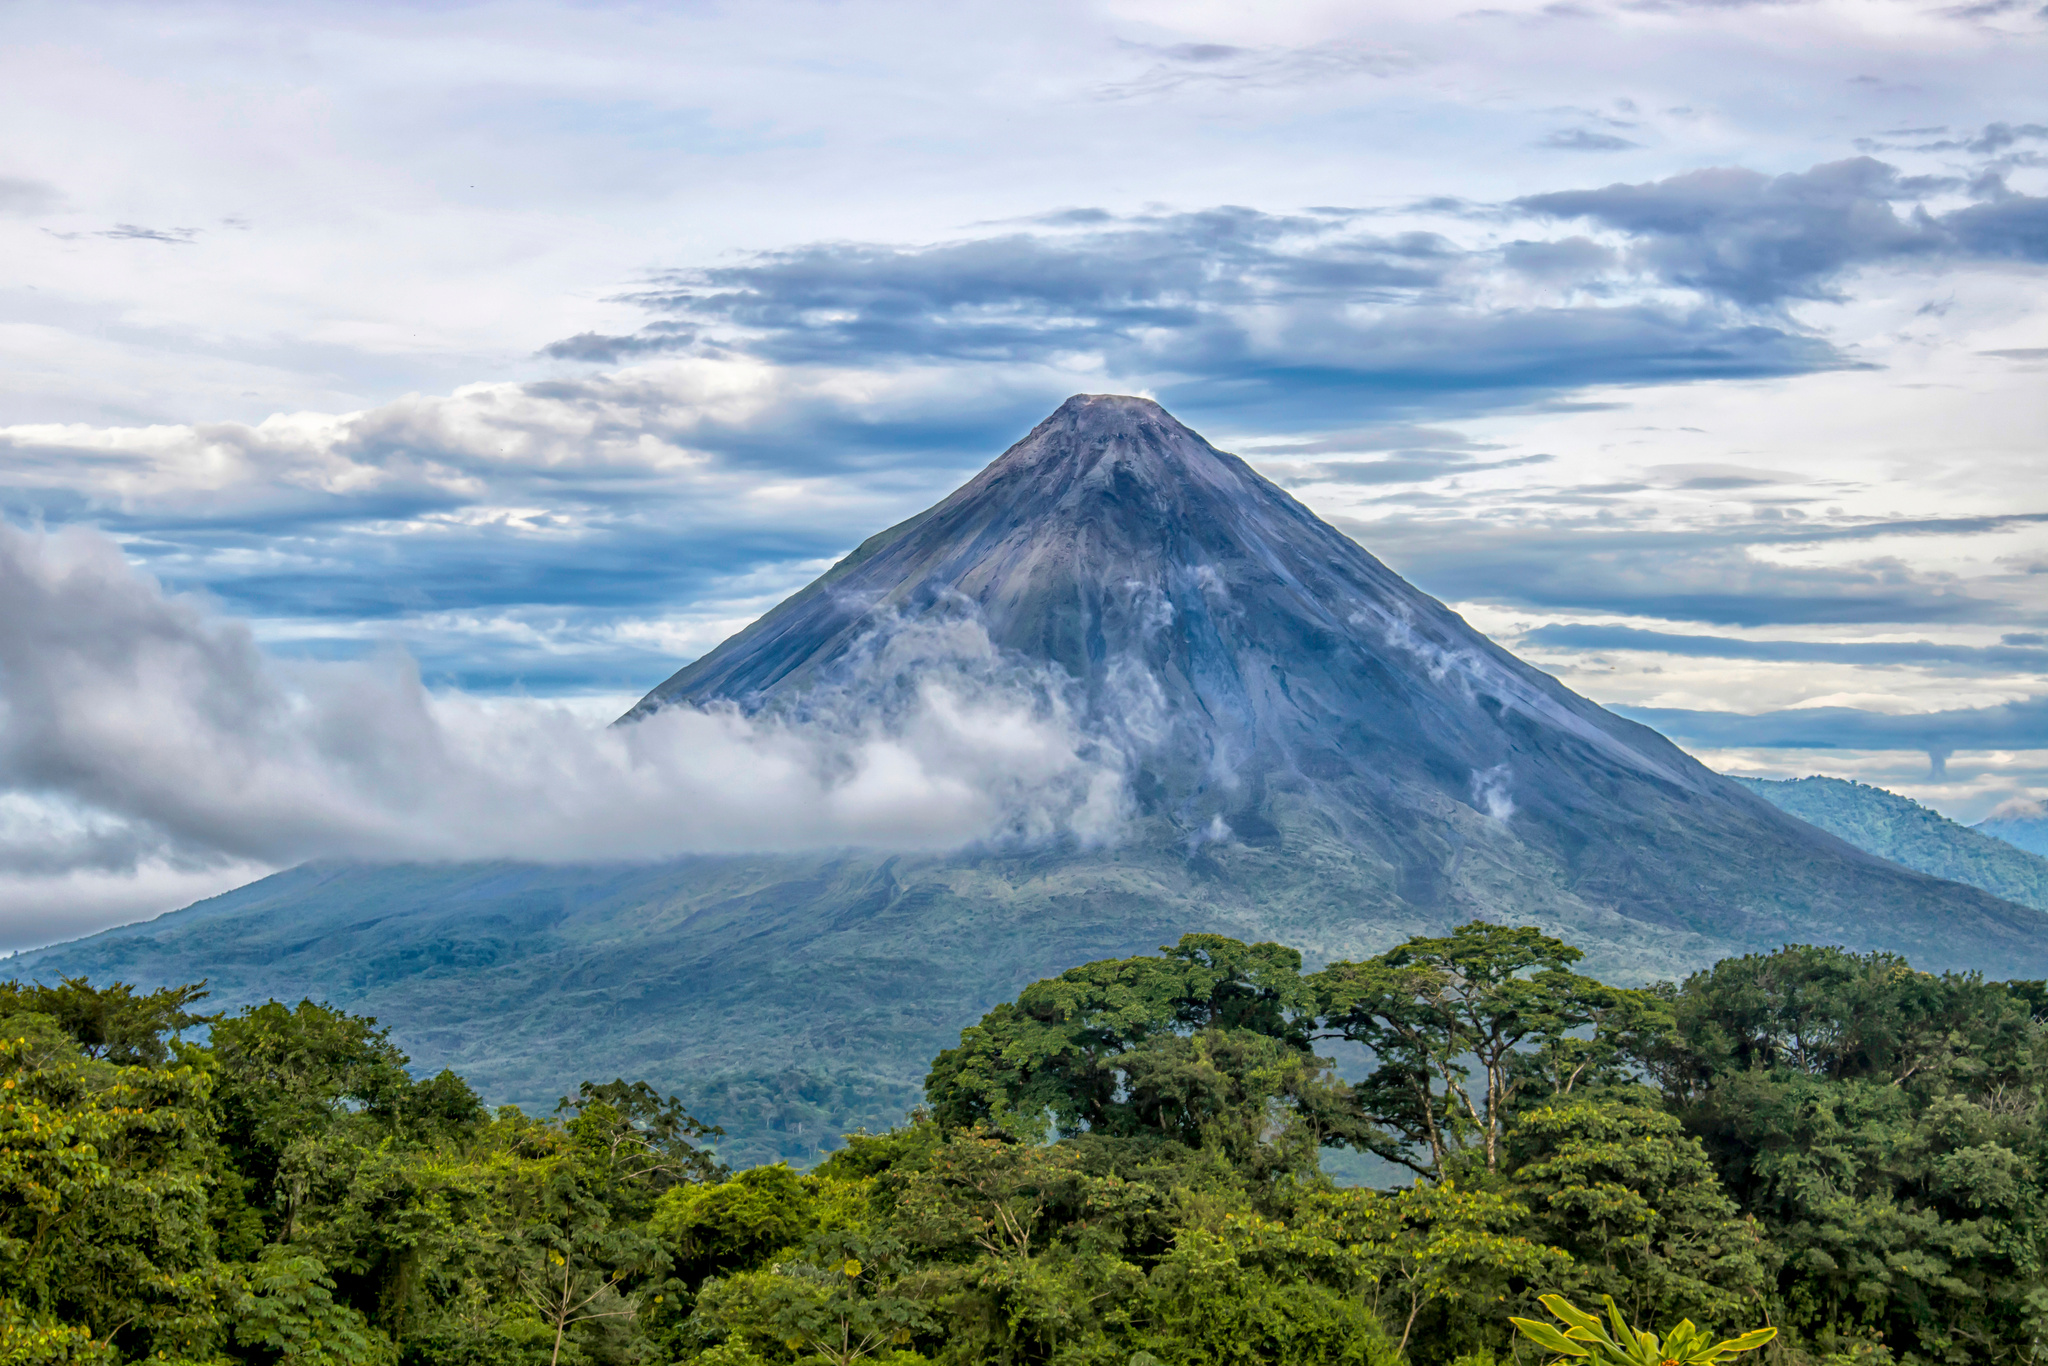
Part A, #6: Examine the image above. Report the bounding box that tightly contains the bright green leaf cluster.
[1513,1292,1775,1364]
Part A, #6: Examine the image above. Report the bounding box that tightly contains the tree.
[693,1230,933,1366]
[1650,945,2048,1361]
[208,999,417,1241]
[557,1080,722,1218]
[508,1157,668,1366]
[1312,922,1634,1176]
[0,1011,221,1361]
[1506,1097,1769,1332]
[0,978,211,1067]
[229,1246,388,1365]
[925,935,1366,1178]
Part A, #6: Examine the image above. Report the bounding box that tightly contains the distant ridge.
[1979,804,2048,860]
[14,394,2048,1165]
[1734,775,2048,914]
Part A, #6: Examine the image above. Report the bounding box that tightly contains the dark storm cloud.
[1616,694,2048,756]
[1523,623,2048,671]
[1517,157,2048,304]
[1357,512,2043,626]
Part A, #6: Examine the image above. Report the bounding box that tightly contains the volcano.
[622,394,2040,961]
[15,395,2048,1165]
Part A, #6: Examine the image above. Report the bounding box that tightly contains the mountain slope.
[1980,808,2048,859]
[12,394,2047,1165]
[629,394,2046,967]
[1734,775,2048,913]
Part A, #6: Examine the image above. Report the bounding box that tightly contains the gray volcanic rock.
[14,394,2048,1165]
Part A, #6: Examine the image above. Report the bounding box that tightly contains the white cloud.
[0,521,1129,948]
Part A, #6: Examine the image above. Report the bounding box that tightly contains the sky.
[1,0,2045,946]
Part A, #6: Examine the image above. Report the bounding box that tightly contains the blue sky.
[1,0,2045,939]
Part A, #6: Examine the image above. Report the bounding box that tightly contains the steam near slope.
[0,523,1127,945]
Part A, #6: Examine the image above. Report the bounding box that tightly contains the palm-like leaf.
[1514,1294,1778,1365]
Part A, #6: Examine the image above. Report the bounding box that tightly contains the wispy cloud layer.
[0,522,1126,942]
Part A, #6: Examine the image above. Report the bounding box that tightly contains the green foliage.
[20,927,2048,1365]
[1512,1292,1775,1364]
[1651,945,2048,1361]
[0,1012,218,1360]
[1507,1098,1769,1330]
[557,1079,724,1218]
[1313,923,1658,1177]
[0,977,212,1066]
[230,1246,390,1365]
[925,934,1365,1180]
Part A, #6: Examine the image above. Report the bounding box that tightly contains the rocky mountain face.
[13,394,2048,1166]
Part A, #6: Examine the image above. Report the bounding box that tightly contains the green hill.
[1979,808,2048,859]
[1733,775,2048,913]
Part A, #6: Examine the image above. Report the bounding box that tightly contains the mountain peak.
[624,394,1703,805]
[974,391,1248,496]
[1052,391,1171,423]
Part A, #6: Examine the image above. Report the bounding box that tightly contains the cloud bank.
[0,523,1127,929]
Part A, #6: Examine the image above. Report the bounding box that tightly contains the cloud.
[0,361,1084,688]
[1259,452,1553,486]
[1096,40,1415,100]
[1539,129,1640,151]
[97,224,199,244]
[1614,694,2048,759]
[1517,156,2048,304]
[0,523,1130,902]
[1501,235,1618,280]
[550,207,1854,423]
[1523,623,2048,670]
[1357,513,2036,625]
[0,176,59,216]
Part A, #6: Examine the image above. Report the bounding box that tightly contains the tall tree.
[925,934,1365,1177]
[1312,922,1637,1175]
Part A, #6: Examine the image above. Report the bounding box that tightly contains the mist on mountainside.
[0,520,1131,947]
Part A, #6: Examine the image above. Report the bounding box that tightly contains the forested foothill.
[5,924,2046,1365]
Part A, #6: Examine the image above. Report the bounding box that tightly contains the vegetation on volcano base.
[8,925,2048,1365]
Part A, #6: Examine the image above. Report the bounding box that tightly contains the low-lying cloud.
[0,523,1129,903]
